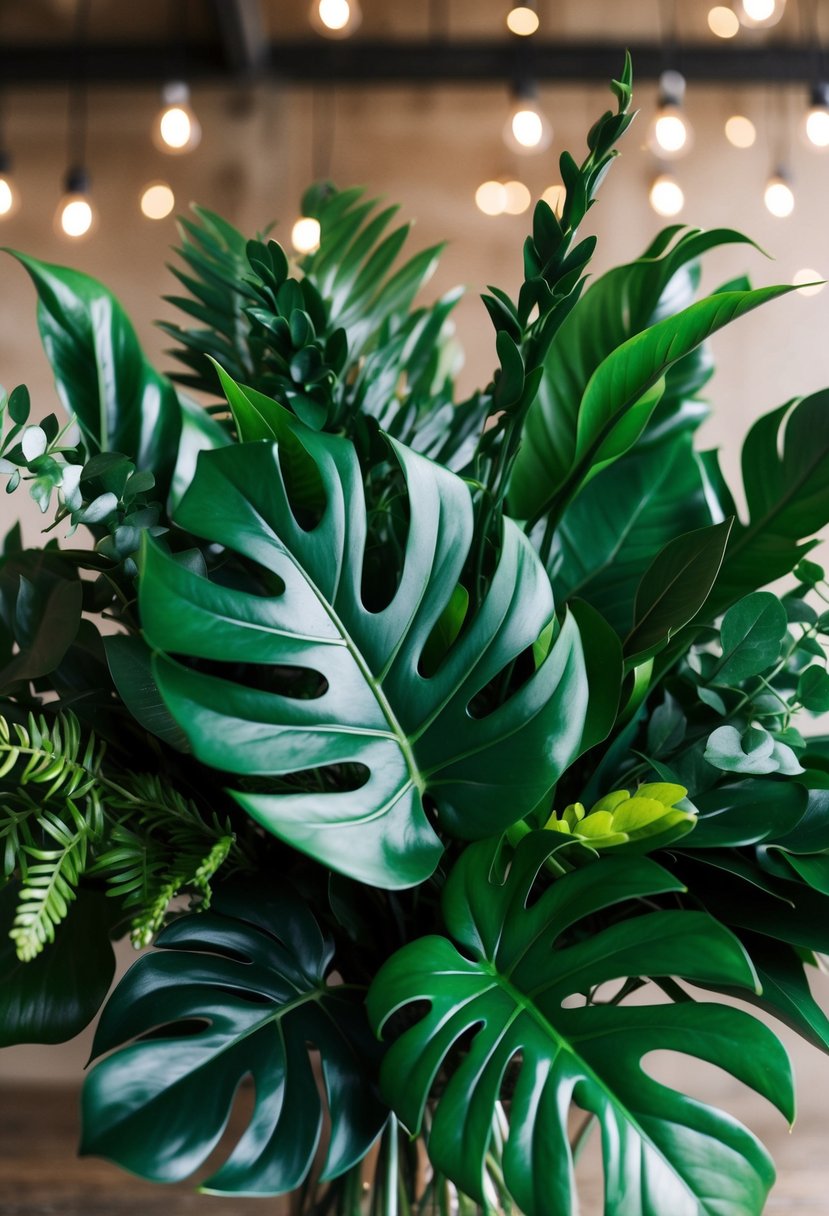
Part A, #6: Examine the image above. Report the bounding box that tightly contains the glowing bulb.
[725,114,756,147]
[310,0,362,37]
[708,6,739,36]
[649,174,685,218]
[737,0,785,27]
[0,154,19,220]
[502,180,531,214]
[793,268,825,296]
[764,173,795,218]
[475,180,507,216]
[542,183,566,216]
[55,168,96,239]
[291,216,321,254]
[648,71,692,159]
[506,6,539,35]
[154,82,201,154]
[804,85,829,149]
[140,181,175,220]
[504,86,552,154]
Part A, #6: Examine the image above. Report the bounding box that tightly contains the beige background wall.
[2,66,829,1175]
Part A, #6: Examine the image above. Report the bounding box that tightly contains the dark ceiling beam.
[0,40,819,87]
[209,0,269,76]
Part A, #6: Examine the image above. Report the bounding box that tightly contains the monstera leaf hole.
[360,442,412,614]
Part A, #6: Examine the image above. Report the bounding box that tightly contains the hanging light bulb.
[55,167,96,239]
[792,268,824,296]
[735,0,786,28]
[153,82,201,154]
[309,0,362,38]
[804,83,829,149]
[506,4,540,36]
[707,6,740,37]
[0,151,19,220]
[649,172,685,217]
[140,181,175,220]
[475,180,507,216]
[504,81,552,155]
[725,114,757,147]
[502,179,532,214]
[291,216,321,254]
[764,169,795,217]
[647,71,693,158]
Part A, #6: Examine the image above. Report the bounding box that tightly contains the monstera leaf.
[81,886,387,1195]
[139,387,587,888]
[367,834,793,1216]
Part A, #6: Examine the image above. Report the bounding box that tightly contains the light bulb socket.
[512,77,540,103]
[64,166,91,195]
[810,82,829,110]
[657,69,687,108]
[0,150,12,175]
[162,80,191,106]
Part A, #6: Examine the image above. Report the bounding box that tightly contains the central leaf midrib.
[477,958,714,1213]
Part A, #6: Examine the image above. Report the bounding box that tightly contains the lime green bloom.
[544,782,695,852]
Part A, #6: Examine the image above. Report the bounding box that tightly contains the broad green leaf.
[625,520,732,663]
[82,887,386,1195]
[704,391,829,616]
[0,576,82,693]
[139,407,587,888]
[0,884,115,1047]
[738,933,829,1054]
[510,226,760,520]
[705,725,804,776]
[689,780,808,848]
[170,391,231,508]
[798,665,829,712]
[104,634,190,752]
[712,591,787,684]
[368,834,792,1216]
[548,434,711,633]
[8,252,182,495]
[569,598,622,754]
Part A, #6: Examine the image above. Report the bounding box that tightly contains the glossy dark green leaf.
[82,888,386,1195]
[139,401,587,888]
[689,780,808,848]
[624,520,732,663]
[0,576,82,693]
[368,833,792,1216]
[8,252,182,495]
[798,665,829,712]
[105,634,190,752]
[0,883,115,1047]
[548,434,711,633]
[713,592,787,684]
[705,391,829,616]
[738,933,829,1054]
[569,598,622,754]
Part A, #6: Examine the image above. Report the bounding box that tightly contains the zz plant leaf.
[367,832,794,1216]
[139,379,588,888]
[81,886,387,1195]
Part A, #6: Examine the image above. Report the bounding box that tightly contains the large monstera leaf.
[81,887,387,1195]
[139,406,587,888]
[367,834,794,1216]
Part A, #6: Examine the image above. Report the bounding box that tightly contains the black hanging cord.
[799,0,826,87]
[658,0,680,73]
[66,0,92,182]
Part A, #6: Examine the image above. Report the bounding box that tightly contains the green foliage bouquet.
[4,59,829,1214]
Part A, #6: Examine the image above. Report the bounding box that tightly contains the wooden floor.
[1,1084,828,1214]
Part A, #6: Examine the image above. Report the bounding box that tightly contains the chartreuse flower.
[544,782,696,851]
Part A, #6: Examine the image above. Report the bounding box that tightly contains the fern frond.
[10,796,102,961]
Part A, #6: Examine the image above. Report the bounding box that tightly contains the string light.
[764,170,795,217]
[502,180,531,214]
[0,152,19,220]
[291,216,321,254]
[504,81,552,154]
[310,0,362,38]
[154,82,201,154]
[140,181,175,220]
[55,167,96,239]
[647,71,693,158]
[707,6,740,36]
[736,0,786,28]
[649,173,685,217]
[792,268,825,296]
[804,83,829,149]
[475,180,507,216]
[506,4,539,36]
[725,114,757,147]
